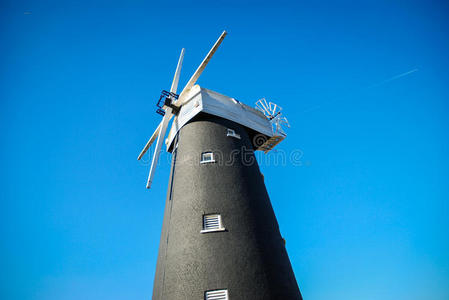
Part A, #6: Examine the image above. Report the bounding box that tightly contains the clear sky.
[1,1,448,299]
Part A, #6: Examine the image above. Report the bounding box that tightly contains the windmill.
[138,31,302,300]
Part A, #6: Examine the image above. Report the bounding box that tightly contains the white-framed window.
[201,214,225,233]
[226,128,241,139]
[205,289,228,300]
[200,152,215,164]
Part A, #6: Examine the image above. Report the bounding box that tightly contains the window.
[201,214,225,233]
[226,128,241,139]
[200,152,215,164]
[205,289,228,300]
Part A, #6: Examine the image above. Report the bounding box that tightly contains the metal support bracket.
[156,90,179,116]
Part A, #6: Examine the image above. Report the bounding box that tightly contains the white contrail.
[300,67,419,114]
[369,68,419,88]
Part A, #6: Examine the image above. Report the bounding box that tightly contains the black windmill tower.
[138,31,302,300]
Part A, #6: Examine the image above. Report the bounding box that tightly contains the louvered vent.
[201,214,225,233]
[205,289,228,300]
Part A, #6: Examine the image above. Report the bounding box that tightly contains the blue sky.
[1,1,448,299]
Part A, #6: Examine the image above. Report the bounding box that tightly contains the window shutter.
[205,289,228,300]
